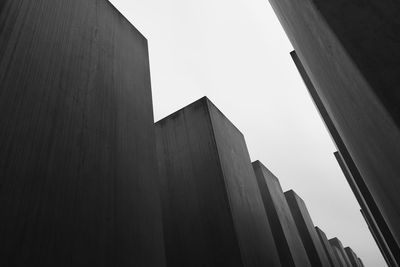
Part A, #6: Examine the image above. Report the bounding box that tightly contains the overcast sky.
[110,0,385,265]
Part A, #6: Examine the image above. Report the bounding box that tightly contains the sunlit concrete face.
[285,190,331,267]
[268,0,400,250]
[155,97,281,267]
[0,1,165,266]
[252,161,310,267]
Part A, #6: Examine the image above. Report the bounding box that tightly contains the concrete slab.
[344,247,362,267]
[252,161,310,267]
[329,238,353,267]
[315,227,341,267]
[284,190,331,266]
[155,97,281,267]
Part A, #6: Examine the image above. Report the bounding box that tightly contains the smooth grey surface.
[155,97,281,267]
[285,190,331,267]
[268,0,400,250]
[0,1,165,266]
[330,238,353,267]
[315,227,341,267]
[252,161,310,267]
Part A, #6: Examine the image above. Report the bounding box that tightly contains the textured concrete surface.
[315,227,341,267]
[345,247,361,267]
[330,238,352,267]
[0,1,165,266]
[252,161,310,267]
[270,0,400,249]
[292,48,400,265]
[155,97,281,267]
[285,190,331,267]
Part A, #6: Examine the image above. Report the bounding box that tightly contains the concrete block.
[315,227,341,267]
[329,238,352,267]
[285,190,331,266]
[344,247,362,267]
[0,1,166,266]
[155,97,281,267]
[252,161,310,267]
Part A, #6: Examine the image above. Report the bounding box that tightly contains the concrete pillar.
[252,161,310,266]
[329,238,352,267]
[315,227,341,267]
[284,190,331,266]
[269,0,400,250]
[344,247,362,267]
[155,97,281,267]
[0,1,166,266]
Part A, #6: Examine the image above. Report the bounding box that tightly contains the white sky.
[109,0,385,265]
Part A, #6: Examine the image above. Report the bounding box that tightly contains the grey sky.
[109,0,385,265]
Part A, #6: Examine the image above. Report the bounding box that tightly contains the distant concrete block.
[252,161,310,267]
[155,97,281,267]
[331,245,350,267]
[284,190,331,267]
[315,227,341,267]
[358,258,365,267]
[344,247,361,267]
[329,238,353,267]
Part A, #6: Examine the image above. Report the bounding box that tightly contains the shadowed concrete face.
[345,247,361,267]
[252,161,310,267]
[284,190,331,267]
[358,258,365,267]
[331,245,349,267]
[315,227,341,267]
[0,0,165,266]
[329,238,352,267]
[155,97,281,267]
[269,0,400,250]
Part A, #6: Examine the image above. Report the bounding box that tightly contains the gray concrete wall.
[252,161,310,267]
[315,227,341,267]
[155,97,281,267]
[269,0,400,248]
[285,190,331,267]
[0,1,165,266]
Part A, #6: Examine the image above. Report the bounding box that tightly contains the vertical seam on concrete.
[205,99,245,267]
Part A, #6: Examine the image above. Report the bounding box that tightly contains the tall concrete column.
[155,97,281,267]
[252,161,310,267]
[284,190,331,267]
[315,227,341,267]
[0,1,165,266]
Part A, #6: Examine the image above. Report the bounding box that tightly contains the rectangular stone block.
[0,1,165,266]
[315,227,341,267]
[329,238,353,267]
[285,190,332,267]
[155,97,281,267]
[252,161,310,267]
[269,0,400,251]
